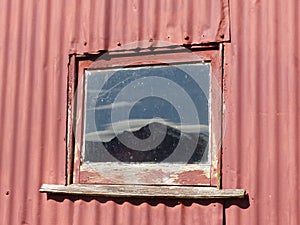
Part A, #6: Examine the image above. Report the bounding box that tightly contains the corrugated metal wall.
[223,0,300,224]
[0,0,299,224]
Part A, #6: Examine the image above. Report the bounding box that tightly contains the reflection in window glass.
[83,63,210,164]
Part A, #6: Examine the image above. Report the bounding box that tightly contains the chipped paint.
[174,170,210,185]
[80,163,212,185]
[137,169,172,184]
[79,171,119,184]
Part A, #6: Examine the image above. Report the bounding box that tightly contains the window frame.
[67,45,223,188]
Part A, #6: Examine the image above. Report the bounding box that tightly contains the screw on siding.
[220,34,225,39]
[149,38,153,42]
[117,42,121,47]
[184,35,190,41]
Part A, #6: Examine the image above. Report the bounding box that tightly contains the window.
[71,45,222,186]
[81,63,210,185]
[40,44,245,198]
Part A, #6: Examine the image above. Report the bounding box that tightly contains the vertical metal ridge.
[253,1,263,224]
[9,0,30,224]
[273,1,283,224]
[0,0,13,223]
[292,2,300,223]
[19,0,36,224]
[286,0,297,223]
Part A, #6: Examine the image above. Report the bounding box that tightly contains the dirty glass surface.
[83,63,210,164]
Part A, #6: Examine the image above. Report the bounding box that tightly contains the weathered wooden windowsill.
[40,184,246,199]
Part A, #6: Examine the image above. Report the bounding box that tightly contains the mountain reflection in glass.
[84,63,210,164]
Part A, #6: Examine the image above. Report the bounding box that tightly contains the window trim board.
[40,184,245,199]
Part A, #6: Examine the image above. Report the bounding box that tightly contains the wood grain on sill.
[40,184,246,199]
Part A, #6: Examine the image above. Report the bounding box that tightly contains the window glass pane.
[83,63,210,164]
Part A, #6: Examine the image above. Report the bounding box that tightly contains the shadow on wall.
[46,193,250,209]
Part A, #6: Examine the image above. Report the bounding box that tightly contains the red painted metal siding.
[67,0,230,52]
[223,0,300,224]
[0,1,227,225]
[0,0,299,225]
